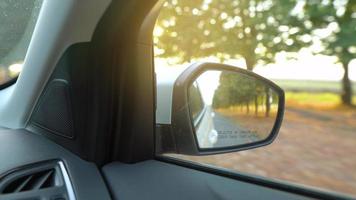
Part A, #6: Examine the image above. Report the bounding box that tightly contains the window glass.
[154,0,356,197]
[0,0,43,86]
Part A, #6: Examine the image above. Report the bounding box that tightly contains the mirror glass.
[188,70,280,149]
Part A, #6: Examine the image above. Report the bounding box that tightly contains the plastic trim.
[58,161,76,200]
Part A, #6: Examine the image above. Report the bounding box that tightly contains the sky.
[155,51,356,82]
[9,52,356,82]
[196,70,221,105]
[155,50,356,106]
[8,47,356,87]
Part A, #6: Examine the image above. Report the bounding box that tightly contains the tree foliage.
[303,0,356,105]
[155,0,355,105]
[155,0,311,70]
[213,72,259,108]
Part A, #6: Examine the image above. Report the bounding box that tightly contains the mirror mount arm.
[155,124,178,154]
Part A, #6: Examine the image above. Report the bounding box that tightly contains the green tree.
[303,0,356,105]
[212,72,273,116]
[156,0,355,105]
[155,0,310,70]
[212,72,257,109]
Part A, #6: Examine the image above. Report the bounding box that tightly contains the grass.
[285,92,356,109]
[175,103,356,196]
[270,79,356,109]
[274,79,356,94]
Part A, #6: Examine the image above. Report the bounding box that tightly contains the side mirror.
[157,62,285,155]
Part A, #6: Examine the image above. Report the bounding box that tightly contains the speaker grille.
[32,79,74,138]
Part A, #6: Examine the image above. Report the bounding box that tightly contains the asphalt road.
[212,112,261,148]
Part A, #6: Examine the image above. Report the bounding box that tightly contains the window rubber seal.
[0,77,18,90]
[156,155,355,200]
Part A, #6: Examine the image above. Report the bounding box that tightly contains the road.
[212,112,261,148]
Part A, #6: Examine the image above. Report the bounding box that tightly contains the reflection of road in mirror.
[212,111,262,148]
[208,129,218,144]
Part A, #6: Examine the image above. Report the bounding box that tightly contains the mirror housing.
[157,62,285,155]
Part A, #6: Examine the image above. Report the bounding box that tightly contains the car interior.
[0,0,354,200]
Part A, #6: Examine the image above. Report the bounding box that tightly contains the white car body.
[156,65,217,148]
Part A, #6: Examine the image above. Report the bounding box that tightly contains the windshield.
[0,0,43,86]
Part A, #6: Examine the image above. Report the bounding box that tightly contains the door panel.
[102,160,312,200]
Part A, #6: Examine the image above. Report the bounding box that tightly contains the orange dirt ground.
[172,105,356,196]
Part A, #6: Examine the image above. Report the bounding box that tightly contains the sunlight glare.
[8,63,23,73]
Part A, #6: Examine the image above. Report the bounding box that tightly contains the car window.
[154,0,356,197]
[189,82,205,122]
[0,0,43,86]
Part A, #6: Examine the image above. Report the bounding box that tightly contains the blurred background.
[154,0,356,197]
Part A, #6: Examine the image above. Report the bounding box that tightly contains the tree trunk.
[341,61,352,105]
[254,95,258,116]
[265,87,271,117]
[245,56,254,71]
[246,102,250,114]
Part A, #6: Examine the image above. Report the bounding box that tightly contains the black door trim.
[156,155,354,200]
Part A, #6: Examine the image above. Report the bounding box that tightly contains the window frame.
[0,77,17,90]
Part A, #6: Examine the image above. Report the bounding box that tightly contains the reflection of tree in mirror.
[212,71,276,117]
[209,72,279,142]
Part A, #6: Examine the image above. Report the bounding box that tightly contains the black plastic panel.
[28,43,90,160]
[0,129,111,200]
[102,160,312,200]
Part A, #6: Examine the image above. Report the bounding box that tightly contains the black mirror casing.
[170,62,285,155]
